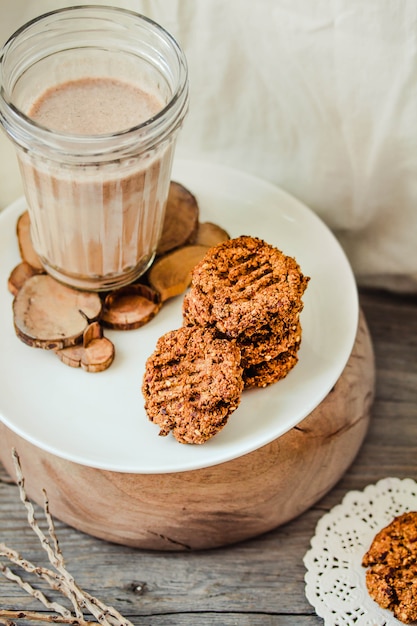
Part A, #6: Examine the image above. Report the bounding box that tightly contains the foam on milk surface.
[28,77,163,134]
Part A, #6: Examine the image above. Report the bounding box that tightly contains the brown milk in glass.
[0,6,189,292]
[19,77,168,289]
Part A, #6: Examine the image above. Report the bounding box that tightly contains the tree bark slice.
[148,245,210,302]
[13,274,102,350]
[101,284,162,330]
[195,222,230,248]
[56,321,115,372]
[8,262,45,296]
[16,211,44,271]
[156,182,200,256]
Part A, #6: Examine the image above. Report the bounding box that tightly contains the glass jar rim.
[0,5,189,160]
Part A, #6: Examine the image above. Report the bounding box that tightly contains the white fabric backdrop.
[1,0,417,291]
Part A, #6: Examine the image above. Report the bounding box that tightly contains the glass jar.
[0,6,189,291]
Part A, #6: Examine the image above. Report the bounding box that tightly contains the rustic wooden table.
[0,287,416,625]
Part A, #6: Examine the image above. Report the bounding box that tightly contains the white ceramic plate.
[0,159,358,473]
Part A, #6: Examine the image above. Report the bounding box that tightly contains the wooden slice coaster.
[101,284,162,330]
[156,181,200,256]
[13,274,102,350]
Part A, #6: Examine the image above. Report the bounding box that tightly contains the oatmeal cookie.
[237,321,302,369]
[182,235,309,338]
[362,511,417,623]
[142,326,243,444]
[242,348,299,389]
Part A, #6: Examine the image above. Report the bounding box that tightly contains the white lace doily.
[304,477,417,625]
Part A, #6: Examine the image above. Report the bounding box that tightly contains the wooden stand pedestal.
[0,311,374,551]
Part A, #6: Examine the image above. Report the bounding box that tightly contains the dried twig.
[0,449,135,626]
[1,563,71,617]
[0,609,95,625]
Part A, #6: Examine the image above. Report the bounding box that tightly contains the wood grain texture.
[0,310,373,551]
[0,289,416,624]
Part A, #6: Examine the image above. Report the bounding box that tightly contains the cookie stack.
[183,235,309,388]
[142,235,309,444]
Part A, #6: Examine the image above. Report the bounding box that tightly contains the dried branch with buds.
[0,448,135,626]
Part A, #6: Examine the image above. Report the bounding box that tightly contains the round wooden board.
[0,310,374,551]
